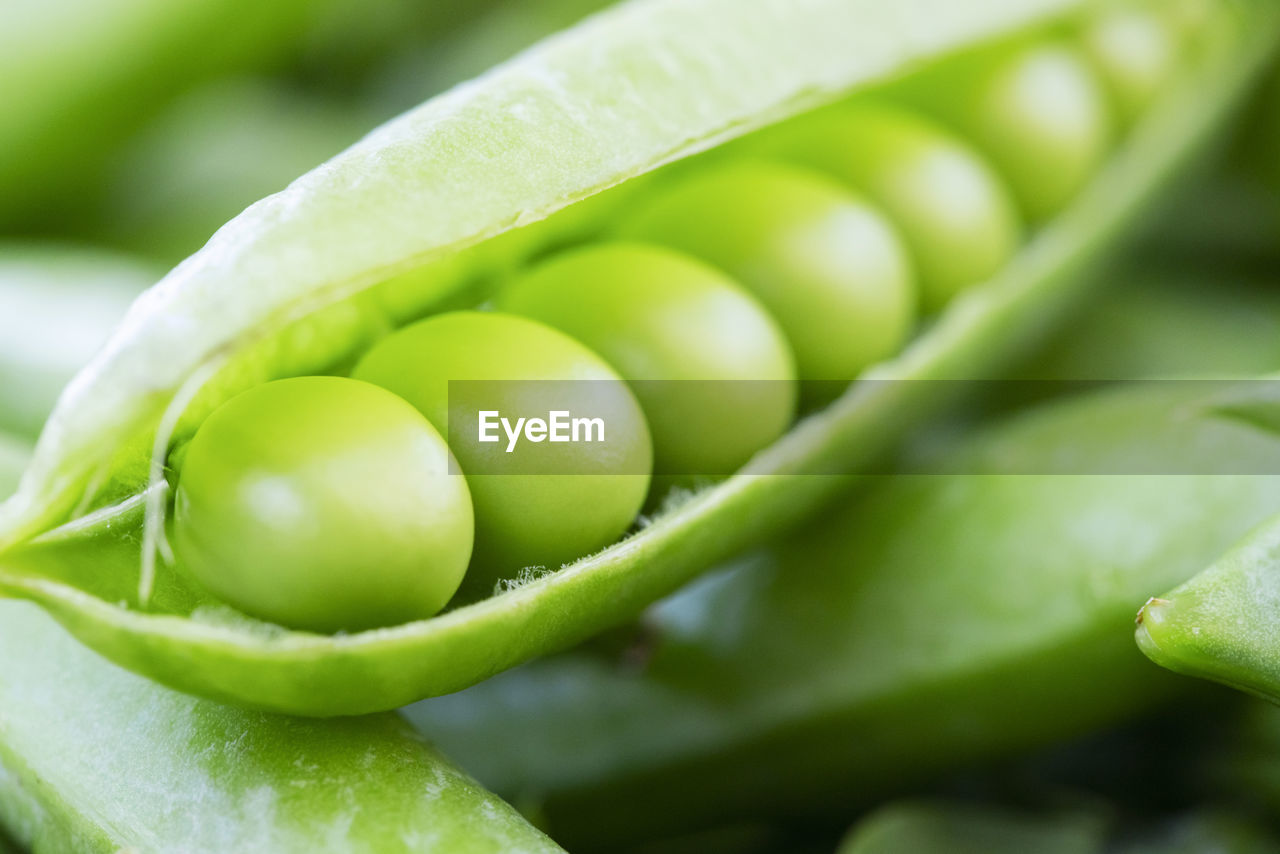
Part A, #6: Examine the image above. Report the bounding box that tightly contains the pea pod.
[0,0,1272,716]
[407,380,1280,848]
[1136,393,1280,702]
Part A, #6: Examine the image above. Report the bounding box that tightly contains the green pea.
[622,161,915,387]
[173,376,473,633]
[1081,5,1181,125]
[353,311,651,584]
[496,243,796,475]
[759,102,1022,311]
[896,41,1113,222]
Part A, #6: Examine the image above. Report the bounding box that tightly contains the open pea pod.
[0,0,319,229]
[1,0,1274,717]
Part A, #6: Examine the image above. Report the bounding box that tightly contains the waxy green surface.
[1138,461,1280,705]
[0,0,1272,716]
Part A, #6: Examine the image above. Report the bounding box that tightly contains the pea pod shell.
[0,0,1274,716]
[1136,422,1280,704]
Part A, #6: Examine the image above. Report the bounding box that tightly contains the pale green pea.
[1081,4,1182,125]
[174,376,473,633]
[496,242,796,476]
[757,102,1022,311]
[622,161,916,389]
[894,40,1114,222]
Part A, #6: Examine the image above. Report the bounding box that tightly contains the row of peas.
[170,4,1185,633]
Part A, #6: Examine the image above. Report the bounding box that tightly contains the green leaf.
[0,0,1274,716]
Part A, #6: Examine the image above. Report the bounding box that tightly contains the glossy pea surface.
[353,311,652,584]
[623,161,915,387]
[762,103,1022,311]
[173,376,473,633]
[497,243,796,475]
[898,41,1113,221]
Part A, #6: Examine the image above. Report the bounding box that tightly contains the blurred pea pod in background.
[86,0,620,264]
[0,0,544,238]
[0,245,155,437]
[0,0,314,231]
[1018,267,1280,382]
[408,373,1280,849]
